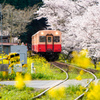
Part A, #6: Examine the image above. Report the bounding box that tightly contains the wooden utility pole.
[0,4,3,63]
[9,6,13,43]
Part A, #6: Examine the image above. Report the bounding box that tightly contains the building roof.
[0,43,18,46]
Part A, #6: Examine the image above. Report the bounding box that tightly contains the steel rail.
[68,64,97,100]
[54,62,97,100]
[31,62,69,100]
[31,61,97,100]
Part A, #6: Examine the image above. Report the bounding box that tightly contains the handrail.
[0,58,7,60]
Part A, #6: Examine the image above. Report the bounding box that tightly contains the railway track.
[72,64,97,100]
[31,61,69,100]
[54,61,97,100]
[31,61,97,100]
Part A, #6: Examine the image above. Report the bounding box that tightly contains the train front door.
[46,35,54,52]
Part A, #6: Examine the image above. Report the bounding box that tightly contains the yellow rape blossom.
[58,86,66,98]
[76,91,80,95]
[15,74,25,89]
[71,49,91,68]
[48,88,58,98]
[24,73,31,84]
[15,73,31,89]
[76,75,82,80]
[2,71,8,77]
[8,63,14,68]
[76,86,86,96]
[80,70,84,75]
[48,86,66,99]
[22,64,27,67]
[87,83,100,100]
[96,67,100,70]
[79,86,86,91]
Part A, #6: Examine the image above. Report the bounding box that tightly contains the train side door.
[46,35,54,52]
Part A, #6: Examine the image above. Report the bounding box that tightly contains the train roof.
[32,30,61,37]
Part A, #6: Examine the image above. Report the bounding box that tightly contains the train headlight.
[56,32,58,35]
[41,32,44,35]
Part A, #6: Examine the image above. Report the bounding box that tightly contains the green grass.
[0,72,16,81]
[0,54,95,81]
[94,72,100,79]
[55,60,94,79]
[29,55,95,80]
[0,84,86,100]
[30,65,66,80]
[49,66,66,80]
[68,66,94,79]
[57,57,96,79]
[37,85,86,100]
[27,56,66,80]
[0,55,66,81]
[0,84,44,100]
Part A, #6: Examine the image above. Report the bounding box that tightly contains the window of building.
[39,36,46,42]
[3,39,8,43]
[54,36,60,42]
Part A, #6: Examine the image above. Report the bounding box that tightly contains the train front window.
[48,37,51,42]
[54,36,60,42]
[39,36,46,42]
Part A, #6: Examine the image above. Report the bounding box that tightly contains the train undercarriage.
[33,51,59,61]
[41,52,59,61]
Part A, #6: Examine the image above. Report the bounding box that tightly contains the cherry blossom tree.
[2,4,38,36]
[37,0,100,58]
[67,3,100,57]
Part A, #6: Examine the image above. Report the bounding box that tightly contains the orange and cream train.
[32,30,61,60]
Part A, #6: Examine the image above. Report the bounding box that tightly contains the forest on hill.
[0,0,43,9]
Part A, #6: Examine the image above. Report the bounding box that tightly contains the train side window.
[48,37,51,42]
[39,36,46,42]
[54,36,60,42]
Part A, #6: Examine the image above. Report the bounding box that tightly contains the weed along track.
[31,61,97,100]
[31,62,69,100]
[52,61,97,100]
[73,64,97,100]
[0,53,97,100]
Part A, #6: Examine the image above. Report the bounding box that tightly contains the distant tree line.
[0,0,43,9]
[0,0,49,44]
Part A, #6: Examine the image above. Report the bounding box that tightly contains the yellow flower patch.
[71,49,92,68]
[48,86,66,99]
[87,83,100,100]
[76,75,82,80]
[80,70,84,75]
[15,74,25,89]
